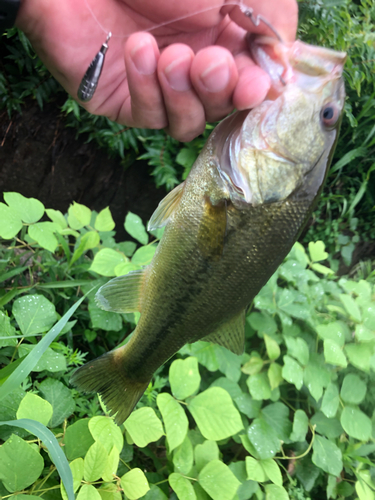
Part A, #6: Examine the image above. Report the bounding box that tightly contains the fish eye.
[321,103,340,128]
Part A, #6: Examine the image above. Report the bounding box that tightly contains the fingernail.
[164,55,192,92]
[131,41,157,75]
[200,59,230,92]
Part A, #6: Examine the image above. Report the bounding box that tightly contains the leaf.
[268,363,283,390]
[124,407,164,447]
[102,447,120,482]
[340,374,367,404]
[262,403,292,443]
[261,459,283,486]
[71,231,100,265]
[46,208,68,229]
[68,202,91,229]
[157,393,188,452]
[0,203,23,239]
[76,484,102,500]
[0,311,17,348]
[173,435,194,475]
[345,343,372,372]
[88,300,123,331]
[242,355,263,375]
[312,435,343,476]
[340,294,362,322]
[38,378,76,427]
[321,383,340,418]
[310,412,343,439]
[18,345,67,373]
[188,387,243,440]
[316,321,349,347]
[308,241,328,262]
[246,457,266,482]
[12,294,57,336]
[89,248,126,276]
[248,418,280,459]
[124,212,148,245]
[247,312,278,335]
[323,339,348,367]
[264,334,280,361]
[284,336,309,366]
[121,468,150,500]
[303,359,331,402]
[95,207,115,231]
[355,480,375,500]
[143,485,168,500]
[88,416,124,453]
[16,392,53,426]
[198,460,241,500]
[195,440,220,473]
[0,433,44,492]
[282,355,303,390]
[247,372,272,400]
[28,222,59,252]
[290,410,309,442]
[64,419,95,461]
[4,192,44,223]
[340,407,372,441]
[169,473,197,500]
[131,244,157,266]
[264,484,290,500]
[83,441,108,482]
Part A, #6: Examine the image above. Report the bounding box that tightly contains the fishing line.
[78,0,283,102]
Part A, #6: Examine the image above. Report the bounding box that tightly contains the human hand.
[16,0,298,141]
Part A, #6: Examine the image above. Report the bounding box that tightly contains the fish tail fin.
[70,347,150,424]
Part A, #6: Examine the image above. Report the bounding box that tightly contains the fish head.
[214,38,346,206]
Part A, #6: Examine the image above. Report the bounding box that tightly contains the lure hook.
[240,6,284,43]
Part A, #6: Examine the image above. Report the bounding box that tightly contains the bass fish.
[71,36,346,424]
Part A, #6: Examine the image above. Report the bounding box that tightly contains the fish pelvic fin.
[204,309,246,355]
[148,181,185,231]
[70,347,150,425]
[95,269,146,313]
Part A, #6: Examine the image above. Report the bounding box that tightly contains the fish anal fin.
[198,197,227,261]
[203,310,246,355]
[95,268,146,313]
[148,181,185,231]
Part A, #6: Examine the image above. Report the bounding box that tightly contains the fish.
[71,36,346,425]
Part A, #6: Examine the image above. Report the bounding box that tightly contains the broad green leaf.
[245,457,266,482]
[0,433,44,492]
[114,261,139,276]
[321,383,340,418]
[61,458,84,500]
[0,203,22,239]
[76,484,102,500]
[83,441,108,482]
[240,434,260,459]
[173,435,194,475]
[312,435,342,476]
[195,440,220,472]
[340,374,367,404]
[248,418,280,459]
[355,480,375,500]
[124,212,148,245]
[4,192,44,223]
[268,363,283,390]
[88,300,123,331]
[261,459,282,486]
[282,355,303,390]
[199,460,241,500]
[264,484,290,500]
[71,231,100,265]
[340,407,372,441]
[193,483,211,500]
[323,339,347,367]
[38,378,76,427]
[102,447,120,482]
[124,407,164,447]
[16,392,53,426]
[18,345,66,372]
[157,393,188,452]
[355,324,375,342]
[303,359,331,402]
[12,294,57,335]
[242,355,263,375]
[316,321,348,347]
[345,344,371,372]
[262,403,292,443]
[28,222,59,252]
[132,244,157,266]
[0,311,17,348]
[97,483,123,500]
[247,312,277,335]
[264,334,280,361]
[188,387,243,440]
[310,412,343,439]
[247,372,272,400]
[210,377,242,400]
[311,263,334,275]
[183,341,220,372]
[64,419,95,460]
[89,415,124,453]
[308,241,328,262]
[68,202,91,229]
[121,468,150,500]
[95,207,115,231]
[46,208,67,229]
[89,248,126,276]
[170,357,201,400]
[290,410,309,442]
[295,457,320,493]
[229,461,259,500]
[169,473,197,500]
[284,336,309,366]
[340,294,361,322]
[143,484,168,500]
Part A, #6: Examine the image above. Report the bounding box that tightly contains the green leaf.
[311,412,343,439]
[4,192,44,223]
[76,484,102,500]
[264,484,290,500]
[261,459,282,486]
[95,207,115,231]
[199,460,241,500]
[143,485,168,500]
[124,212,148,245]
[311,263,334,275]
[124,407,164,447]
[284,336,309,366]
[16,392,53,426]
[268,363,283,390]
[68,202,92,229]
[340,407,372,441]
[242,355,263,375]
[38,378,75,427]
[355,480,375,500]
[83,441,108,482]
[316,321,348,347]
[12,294,57,335]
[323,339,347,367]
[18,345,67,372]
[247,372,272,400]
[46,208,68,229]
[89,248,126,276]
[355,324,375,342]
[248,418,280,459]
[61,458,84,500]
[0,203,22,239]
[71,231,100,265]
[282,355,303,390]
[321,383,340,418]
[312,435,343,476]
[188,387,243,440]
[246,457,266,482]
[247,312,277,335]
[102,447,120,482]
[88,300,123,331]
[173,435,194,475]
[308,241,328,262]
[290,410,309,442]
[264,334,280,361]
[340,374,367,404]
[262,403,292,443]
[169,473,197,500]
[303,359,330,402]
[157,393,188,452]
[121,468,150,500]
[195,440,219,472]
[64,419,95,460]
[340,294,362,322]
[131,244,157,266]
[88,415,124,453]
[345,344,371,372]
[0,311,17,348]
[28,222,60,252]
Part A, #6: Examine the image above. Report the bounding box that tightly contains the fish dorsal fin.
[204,310,246,355]
[198,198,227,261]
[95,269,146,313]
[148,181,185,231]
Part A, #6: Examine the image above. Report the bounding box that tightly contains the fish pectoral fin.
[95,268,146,313]
[203,310,246,355]
[148,181,185,230]
[198,197,227,261]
